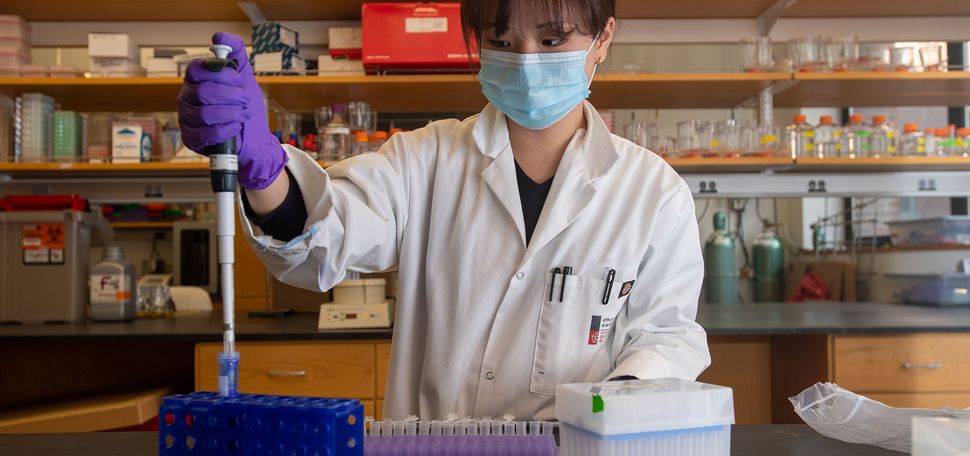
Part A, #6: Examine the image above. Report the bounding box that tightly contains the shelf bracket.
[237,2,266,25]
[757,0,798,35]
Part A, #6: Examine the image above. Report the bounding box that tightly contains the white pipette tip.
[210,44,233,59]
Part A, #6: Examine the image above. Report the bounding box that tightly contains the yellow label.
[888,146,897,153]
[760,135,777,144]
[918,138,926,145]
[917,146,926,152]
[833,131,842,138]
[803,131,816,138]
[887,132,897,138]
[806,144,815,150]
[710,140,721,148]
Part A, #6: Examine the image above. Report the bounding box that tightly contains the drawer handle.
[902,362,944,370]
[266,370,307,378]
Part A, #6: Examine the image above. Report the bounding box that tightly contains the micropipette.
[203,43,240,397]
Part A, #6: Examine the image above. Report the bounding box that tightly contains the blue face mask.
[478,37,599,130]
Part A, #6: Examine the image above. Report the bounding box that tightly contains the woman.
[177,0,709,420]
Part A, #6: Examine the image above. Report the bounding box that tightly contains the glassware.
[842,114,871,158]
[869,115,897,157]
[919,45,946,72]
[814,115,842,159]
[714,119,748,158]
[622,121,655,148]
[785,115,815,159]
[935,128,954,156]
[891,47,915,72]
[347,101,376,132]
[352,130,370,156]
[321,103,351,160]
[740,36,774,72]
[369,130,389,151]
[677,120,712,158]
[924,128,939,157]
[822,35,858,71]
[857,43,891,71]
[314,106,332,133]
[280,112,301,142]
[648,135,677,158]
[750,125,781,157]
[957,128,970,157]
[899,123,926,156]
[788,37,824,72]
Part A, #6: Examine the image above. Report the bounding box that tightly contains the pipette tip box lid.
[556,378,735,456]
[159,391,364,455]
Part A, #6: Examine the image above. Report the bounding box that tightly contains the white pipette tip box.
[556,378,735,456]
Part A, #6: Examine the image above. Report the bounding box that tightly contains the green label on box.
[592,394,604,413]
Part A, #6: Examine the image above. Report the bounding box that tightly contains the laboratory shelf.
[6,0,967,21]
[775,71,970,108]
[0,160,332,179]
[109,221,177,230]
[667,156,793,173]
[792,156,970,172]
[0,73,788,112]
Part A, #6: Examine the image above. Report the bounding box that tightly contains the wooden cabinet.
[699,336,772,425]
[832,334,970,409]
[196,342,375,398]
[233,213,270,311]
[376,343,390,400]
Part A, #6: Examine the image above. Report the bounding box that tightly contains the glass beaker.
[822,35,858,71]
[677,120,712,158]
[347,101,375,132]
[858,43,891,71]
[622,121,656,148]
[649,135,678,158]
[919,45,946,72]
[714,119,748,158]
[788,37,824,72]
[314,106,333,133]
[891,47,915,72]
[752,125,782,157]
[740,36,774,72]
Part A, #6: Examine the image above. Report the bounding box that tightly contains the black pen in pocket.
[560,266,572,302]
[602,269,616,305]
[550,267,561,302]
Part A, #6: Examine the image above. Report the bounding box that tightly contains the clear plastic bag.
[790,383,970,453]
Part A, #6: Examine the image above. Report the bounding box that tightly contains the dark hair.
[460,0,615,49]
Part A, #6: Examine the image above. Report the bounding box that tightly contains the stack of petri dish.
[17,92,56,162]
[52,110,81,162]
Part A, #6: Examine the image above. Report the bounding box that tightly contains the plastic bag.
[790,382,970,453]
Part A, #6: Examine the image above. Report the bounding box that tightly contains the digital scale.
[317,300,394,329]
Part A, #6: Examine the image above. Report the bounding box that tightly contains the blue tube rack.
[159,391,364,455]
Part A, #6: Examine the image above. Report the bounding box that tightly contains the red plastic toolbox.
[362,2,479,73]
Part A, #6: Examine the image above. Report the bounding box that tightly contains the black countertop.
[2,301,970,341]
[0,426,902,455]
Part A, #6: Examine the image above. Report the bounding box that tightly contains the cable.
[696,199,711,223]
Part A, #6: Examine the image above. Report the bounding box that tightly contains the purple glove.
[177,32,287,190]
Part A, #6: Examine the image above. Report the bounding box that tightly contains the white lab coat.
[239,101,710,420]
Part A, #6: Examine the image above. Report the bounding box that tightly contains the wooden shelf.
[7,0,967,21]
[0,72,788,112]
[668,156,793,173]
[0,161,210,178]
[876,244,970,253]
[109,221,176,229]
[793,156,970,172]
[775,71,970,108]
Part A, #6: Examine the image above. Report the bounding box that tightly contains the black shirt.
[247,162,555,246]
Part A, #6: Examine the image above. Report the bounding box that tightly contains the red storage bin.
[0,194,88,212]
[362,2,479,73]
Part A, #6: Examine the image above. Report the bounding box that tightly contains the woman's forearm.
[243,169,291,217]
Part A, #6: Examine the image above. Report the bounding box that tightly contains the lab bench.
[0,425,902,455]
[3,301,970,429]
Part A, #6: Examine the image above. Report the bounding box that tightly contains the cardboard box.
[89,58,145,78]
[362,2,479,73]
[146,57,178,77]
[253,51,305,75]
[785,259,858,302]
[111,123,148,163]
[317,55,364,75]
[329,27,362,59]
[88,33,138,60]
[251,21,298,55]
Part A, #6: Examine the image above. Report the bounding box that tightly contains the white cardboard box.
[146,58,179,77]
[317,56,364,75]
[111,123,145,163]
[329,27,362,51]
[88,33,138,60]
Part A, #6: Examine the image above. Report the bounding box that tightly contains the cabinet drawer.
[866,392,970,409]
[196,342,375,398]
[376,342,390,399]
[833,334,970,392]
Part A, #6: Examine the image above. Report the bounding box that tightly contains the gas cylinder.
[704,211,738,304]
[753,225,785,302]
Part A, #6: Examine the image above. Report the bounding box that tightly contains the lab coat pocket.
[530,273,627,396]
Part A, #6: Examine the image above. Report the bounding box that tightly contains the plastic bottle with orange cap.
[814,115,842,159]
[785,114,815,159]
[870,115,896,157]
[899,123,926,157]
[842,114,871,158]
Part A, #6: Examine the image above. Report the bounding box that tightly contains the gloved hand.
[177,32,287,190]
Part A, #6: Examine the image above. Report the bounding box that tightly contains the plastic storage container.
[899,123,926,156]
[556,378,735,456]
[870,115,897,157]
[886,273,970,307]
[786,114,815,158]
[0,195,109,323]
[842,114,871,158]
[887,217,970,246]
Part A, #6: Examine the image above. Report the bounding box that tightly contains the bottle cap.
[819,115,833,125]
[370,131,388,141]
[873,115,886,125]
[957,128,970,136]
[849,114,864,124]
[793,114,807,124]
[354,130,369,142]
[903,123,919,133]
